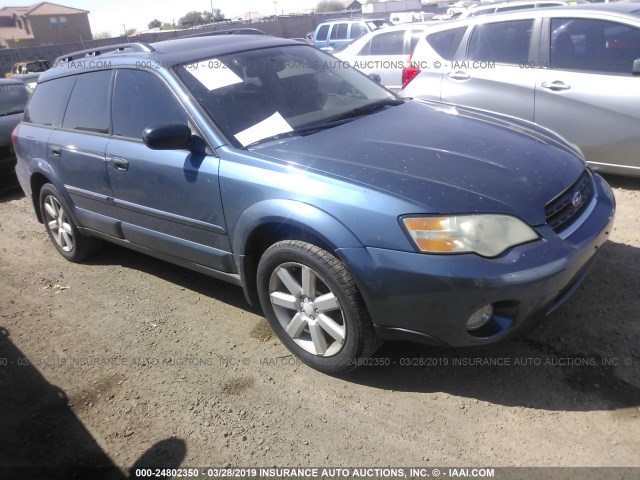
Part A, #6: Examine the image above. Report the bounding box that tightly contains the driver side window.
[112,69,188,140]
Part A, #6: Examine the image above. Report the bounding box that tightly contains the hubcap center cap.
[302,299,315,317]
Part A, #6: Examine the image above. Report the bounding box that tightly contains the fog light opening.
[466,305,494,332]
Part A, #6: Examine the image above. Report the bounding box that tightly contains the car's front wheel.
[39,183,100,262]
[257,240,380,373]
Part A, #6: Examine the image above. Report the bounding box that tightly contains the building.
[362,0,423,14]
[0,2,92,48]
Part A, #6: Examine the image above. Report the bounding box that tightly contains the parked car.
[0,79,29,190]
[12,72,40,94]
[335,23,435,92]
[401,3,640,177]
[5,60,51,78]
[450,0,581,19]
[15,35,614,373]
[312,18,393,51]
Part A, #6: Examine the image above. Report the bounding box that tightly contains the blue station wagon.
[13,32,615,373]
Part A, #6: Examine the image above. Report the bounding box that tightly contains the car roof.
[40,33,301,82]
[432,2,640,29]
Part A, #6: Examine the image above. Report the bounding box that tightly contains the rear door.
[105,69,232,272]
[535,15,640,172]
[44,71,121,236]
[441,18,538,120]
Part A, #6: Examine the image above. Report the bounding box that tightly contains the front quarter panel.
[217,146,425,255]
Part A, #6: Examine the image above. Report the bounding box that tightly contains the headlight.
[401,214,539,257]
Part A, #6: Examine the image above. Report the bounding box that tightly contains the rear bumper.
[340,173,615,347]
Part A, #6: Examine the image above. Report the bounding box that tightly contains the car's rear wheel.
[39,183,100,262]
[257,240,380,373]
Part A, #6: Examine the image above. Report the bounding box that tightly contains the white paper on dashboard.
[234,112,293,147]
[185,60,242,91]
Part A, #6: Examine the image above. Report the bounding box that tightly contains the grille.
[545,170,594,233]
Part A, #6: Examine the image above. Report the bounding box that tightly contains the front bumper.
[340,173,615,347]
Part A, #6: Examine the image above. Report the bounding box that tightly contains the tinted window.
[427,27,467,60]
[550,18,640,73]
[350,23,368,39]
[468,20,533,65]
[331,23,348,40]
[369,31,405,55]
[0,83,29,116]
[112,70,188,140]
[316,24,329,41]
[24,76,76,126]
[62,70,112,134]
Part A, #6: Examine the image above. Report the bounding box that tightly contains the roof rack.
[185,28,268,38]
[54,43,154,64]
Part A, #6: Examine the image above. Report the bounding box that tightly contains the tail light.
[401,51,420,90]
[11,124,19,148]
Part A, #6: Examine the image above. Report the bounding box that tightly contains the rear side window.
[550,18,640,73]
[112,69,188,140]
[369,31,406,55]
[331,23,348,40]
[316,24,330,41]
[62,70,112,134]
[24,76,76,126]
[350,23,368,39]
[427,26,467,60]
[468,20,533,65]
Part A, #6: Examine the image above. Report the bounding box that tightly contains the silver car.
[335,23,435,92]
[400,3,640,177]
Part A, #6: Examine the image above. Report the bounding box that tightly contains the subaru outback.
[13,32,615,373]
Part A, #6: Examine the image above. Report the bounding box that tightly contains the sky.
[4,0,322,36]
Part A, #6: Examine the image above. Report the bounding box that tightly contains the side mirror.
[143,123,192,150]
[368,73,382,83]
[633,58,640,75]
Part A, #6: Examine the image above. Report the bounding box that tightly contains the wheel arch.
[28,164,69,224]
[231,199,364,306]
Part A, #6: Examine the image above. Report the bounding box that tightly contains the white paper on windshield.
[234,112,293,147]
[184,59,242,91]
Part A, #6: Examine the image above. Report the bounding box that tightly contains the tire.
[39,183,101,262]
[257,240,380,374]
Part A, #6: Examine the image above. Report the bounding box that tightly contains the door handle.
[111,157,129,172]
[541,81,571,91]
[448,71,470,81]
[50,145,62,157]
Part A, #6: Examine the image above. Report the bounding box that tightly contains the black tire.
[39,183,101,262]
[257,240,381,374]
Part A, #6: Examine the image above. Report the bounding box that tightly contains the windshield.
[0,83,29,116]
[174,45,397,147]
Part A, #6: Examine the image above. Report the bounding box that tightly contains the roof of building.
[0,26,35,40]
[0,2,89,18]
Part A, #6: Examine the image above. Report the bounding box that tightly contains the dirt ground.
[0,174,638,477]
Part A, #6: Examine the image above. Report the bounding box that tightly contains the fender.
[231,199,365,305]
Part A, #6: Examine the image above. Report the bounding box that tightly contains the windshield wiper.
[0,110,24,117]
[322,98,405,124]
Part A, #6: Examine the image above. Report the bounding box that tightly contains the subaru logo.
[571,192,583,209]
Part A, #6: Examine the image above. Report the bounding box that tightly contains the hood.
[251,100,585,225]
